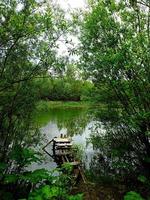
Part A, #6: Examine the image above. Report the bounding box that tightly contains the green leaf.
[0,162,7,172]
[138,175,147,183]
[20,169,51,183]
[69,193,83,200]
[124,191,144,200]
[41,185,51,198]
[4,174,18,184]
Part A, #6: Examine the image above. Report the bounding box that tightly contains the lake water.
[30,106,103,171]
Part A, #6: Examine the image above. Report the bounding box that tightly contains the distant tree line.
[34,76,93,101]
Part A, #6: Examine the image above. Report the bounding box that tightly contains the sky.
[54,0,87,60]
[55,0,87,10]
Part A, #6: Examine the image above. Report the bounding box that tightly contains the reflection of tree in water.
[65,113,91,137]
[44,107,92,137]
[89,107,148,179]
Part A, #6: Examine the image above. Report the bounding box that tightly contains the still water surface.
[30,106,103,171]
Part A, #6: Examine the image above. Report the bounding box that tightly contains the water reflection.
[30,106,102,170]
[35,107,93,137]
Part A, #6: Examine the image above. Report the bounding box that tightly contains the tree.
[79,0,150,177]
[0,0,67,166]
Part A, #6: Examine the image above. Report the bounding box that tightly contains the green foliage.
[124,191,144,200]
[61,163,73,174]
[138,176,147,184]
[2,168,52,191]
[20,169,51,184]
[68,194,83,200]
[34,76,94,102]
[72,144,84,161]
[26,164,83,200]
[0,0,68,164]
[76,2,150,199]
[138,175,150,188]
[0,162,7,172]
[29,185,83,200]
[9,146,41,167]
[79,0,150,182]
[28,185,65,200]
[1,154,83,199]
[0,1,84,199]
[4,174,18,184]
[1,0,150,198]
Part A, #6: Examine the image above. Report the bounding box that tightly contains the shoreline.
[36,100,102,110]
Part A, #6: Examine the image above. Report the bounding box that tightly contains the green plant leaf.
[138,175,147,183]
[4,174,18,184]
[124,191,144,200]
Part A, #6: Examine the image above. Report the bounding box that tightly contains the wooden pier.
[42,134,86,184]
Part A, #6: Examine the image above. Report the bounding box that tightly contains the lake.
[30,105,104,171]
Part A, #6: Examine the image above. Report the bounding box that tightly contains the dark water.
[30,106,103,171]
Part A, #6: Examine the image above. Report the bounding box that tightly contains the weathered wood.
[56,147,72,150]
[68,161,80,166]
[55,152,72,156]
[64,155,69,162]
[42,135,86,184]
[42,139,54,150]
[42,148,54,159]
[55,143,72,147]
[78,166,87,183]
[61,155,65,163]
[54,138,71,143]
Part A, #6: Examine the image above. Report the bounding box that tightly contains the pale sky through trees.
[56,0,87,10]
[55,0,87,60]
[17,0,86,60]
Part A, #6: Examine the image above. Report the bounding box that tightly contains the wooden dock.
[42,134,86,184]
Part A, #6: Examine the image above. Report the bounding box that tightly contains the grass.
[32,100,101,127]
[33,100,103,127]
[36,100,100,111]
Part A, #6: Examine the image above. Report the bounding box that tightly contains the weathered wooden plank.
[68,161,80,166]
[64,155,69,162]
[55,152,72,156]
[61,155,66,163]
[55,147,72,150]
[55,143,72,147]
[42,135,87,185]
[78,166,86,183]
[55,144,72,150]
[42,139,53,150]
[54,138,71,143]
